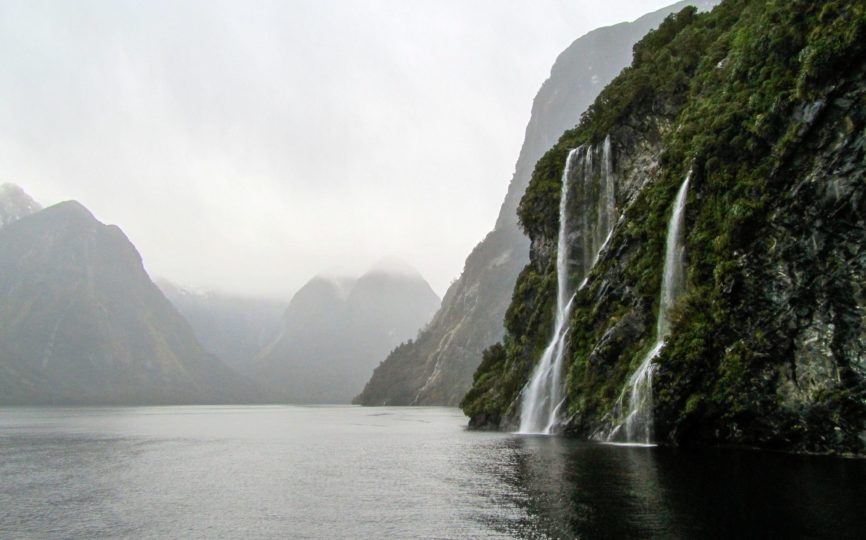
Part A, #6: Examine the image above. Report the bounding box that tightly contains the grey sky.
[1,0,675,299]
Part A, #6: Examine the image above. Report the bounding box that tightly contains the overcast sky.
[1,0,676,299]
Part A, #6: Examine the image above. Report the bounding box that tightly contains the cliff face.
[355,0,717,407]
[463,0,866,455]
[0,201,261,404]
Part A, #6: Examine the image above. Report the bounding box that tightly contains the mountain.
[157,280,284,374]
[0,183,41,229]
[0,200,261,404]
[463,0,866,455]
[355,0,719,407]
[253,263,440,403]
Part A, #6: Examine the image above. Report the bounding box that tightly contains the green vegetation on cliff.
[463,0,866,454]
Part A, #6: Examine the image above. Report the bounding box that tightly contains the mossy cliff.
[462,0,866,455]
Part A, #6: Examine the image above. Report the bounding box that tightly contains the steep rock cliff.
[463,0,866,455]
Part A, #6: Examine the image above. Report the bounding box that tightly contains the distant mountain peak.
[365,257,423,279]
[48,200,94,219]
[306,274,356,301]
[0,182,42,229]
[0,197,261,404]
[0,182,28,196]
[252,260,440,404]
[15,200,108,238]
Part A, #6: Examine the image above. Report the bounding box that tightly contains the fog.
[0,0,676,299]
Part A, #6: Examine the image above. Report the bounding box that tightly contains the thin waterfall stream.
[607,173,690,444]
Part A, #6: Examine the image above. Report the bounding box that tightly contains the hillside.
[462,0,866,455]
[0,201,261,404]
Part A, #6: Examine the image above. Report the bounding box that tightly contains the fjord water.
[3,406,866,539]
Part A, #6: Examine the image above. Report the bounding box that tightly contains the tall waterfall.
[519,138,617,434]
[598,135,617,260]
[518,148,579,435]
[607,173,690,444]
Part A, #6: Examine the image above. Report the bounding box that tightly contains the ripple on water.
[1,406,865,539]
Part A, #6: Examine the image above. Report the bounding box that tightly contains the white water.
[599,135,617,256]
[519,148,581,435]
[607,174,690,444]
[581,137,617,270]
[581,146,595,270]
[519,139,617,434]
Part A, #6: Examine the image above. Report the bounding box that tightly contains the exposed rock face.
[0,183,41,229]
[0,201,261,404]
[463,0,866,455]
[157,280,284,375]
[355,0,717,407]
[253,266,440,404]
[713,77,866,453]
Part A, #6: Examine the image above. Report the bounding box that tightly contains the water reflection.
[480,436,866,539]
[3,407,865,539]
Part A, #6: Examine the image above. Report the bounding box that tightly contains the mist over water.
[2,406,865,539]
[0,0,684,299]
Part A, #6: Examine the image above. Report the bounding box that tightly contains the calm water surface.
[1,405,865,539]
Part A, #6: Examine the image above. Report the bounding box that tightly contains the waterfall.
[601,135,616,245]
[607,173,690,444]
[581,146,594,272]
[518,138,617,435]
[518,147,580,435]
[656,174,689,339]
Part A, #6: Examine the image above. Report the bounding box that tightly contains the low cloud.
[0,0,674,298]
